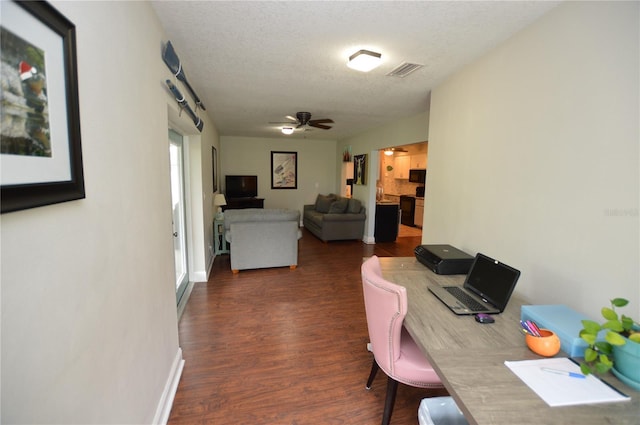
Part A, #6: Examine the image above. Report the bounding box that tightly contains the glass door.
[169,130,189,304]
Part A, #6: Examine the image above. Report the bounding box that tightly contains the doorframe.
[363,149,380,244]
[168,126,196,320]
[167,103,213,320]
[169,130,190,304]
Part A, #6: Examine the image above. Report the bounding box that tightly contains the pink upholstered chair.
[361,255,444,425]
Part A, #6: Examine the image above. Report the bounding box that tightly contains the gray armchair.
[224,209,301,273]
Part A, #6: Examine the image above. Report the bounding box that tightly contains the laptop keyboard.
[445,287,487,312]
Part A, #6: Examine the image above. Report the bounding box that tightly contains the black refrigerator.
[375,203,400,242]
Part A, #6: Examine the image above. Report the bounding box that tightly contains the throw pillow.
[347,198,362,214]
[315,194,336,213]
[328,197,349,214]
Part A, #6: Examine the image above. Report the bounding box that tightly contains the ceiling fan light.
[384,149,394,156]
[347,49,382,72]
[281,127,294,135]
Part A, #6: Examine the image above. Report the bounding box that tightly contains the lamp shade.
[347,49,382,72]
[213,193,227,207]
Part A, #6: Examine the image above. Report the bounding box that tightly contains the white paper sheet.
[504,357,630,407]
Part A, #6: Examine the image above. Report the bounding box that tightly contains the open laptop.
[428,253,521,315]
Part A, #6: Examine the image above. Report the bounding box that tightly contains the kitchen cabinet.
[394,155,410,179]
[414,198,424,228]
[410,154,427,169]
[395,154,427,179]
[375,203,399,242]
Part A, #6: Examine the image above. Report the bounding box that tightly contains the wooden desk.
[379,257,640,425]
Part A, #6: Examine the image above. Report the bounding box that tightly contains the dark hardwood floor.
[168,229,447,424]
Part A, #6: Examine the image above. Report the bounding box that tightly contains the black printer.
[414,244,474,275]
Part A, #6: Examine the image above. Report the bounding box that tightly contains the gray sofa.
[303,194,366,242]
[224,208,301,273]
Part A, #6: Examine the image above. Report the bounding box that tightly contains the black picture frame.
[271,151,297,189]
[354,154,367,185]
[212,146,218,193]
[1,0,84,213]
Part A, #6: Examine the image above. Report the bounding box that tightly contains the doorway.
[377,142,428,239]
[169,129,189,304]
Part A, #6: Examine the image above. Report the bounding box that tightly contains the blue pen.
[520,320,536,336]
[541,367,586,379]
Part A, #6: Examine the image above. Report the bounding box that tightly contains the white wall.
[219,136,337,214]
[425,1,639,318]
[1,1,218,423]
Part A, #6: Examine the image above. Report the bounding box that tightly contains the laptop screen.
[464,253,521,311]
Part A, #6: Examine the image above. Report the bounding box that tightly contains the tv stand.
[223,197,264,210]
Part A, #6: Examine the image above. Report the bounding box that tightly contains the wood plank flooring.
[398,224,422,238]
[168,229,447,424]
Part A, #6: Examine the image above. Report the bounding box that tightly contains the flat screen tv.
[225,175,258,198]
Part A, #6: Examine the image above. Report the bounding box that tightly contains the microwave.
[409,169,426,183]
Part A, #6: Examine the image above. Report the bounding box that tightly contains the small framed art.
[271,151,297,189]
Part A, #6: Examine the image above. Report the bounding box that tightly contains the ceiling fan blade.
[286,115,298,122]
[309,118,334,124]
[269,121,297,124]
[309,122,332,130]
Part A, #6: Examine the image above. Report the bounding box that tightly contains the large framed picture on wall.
[0,0,85,213]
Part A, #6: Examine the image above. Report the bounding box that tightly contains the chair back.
[361,255,407,376]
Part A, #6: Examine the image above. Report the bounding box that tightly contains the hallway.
[168,229,446,424]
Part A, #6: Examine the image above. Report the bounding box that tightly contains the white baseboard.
[363,235,376,244]
[191,269,208,282]
[190,255,215,285]
[153,348,185,425]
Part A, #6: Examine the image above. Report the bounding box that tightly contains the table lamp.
[214,193,227,220]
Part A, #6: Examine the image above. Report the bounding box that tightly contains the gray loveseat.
[224,208,301,273]
[303,194,366,242]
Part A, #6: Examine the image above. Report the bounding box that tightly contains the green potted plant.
[579,298,640,384]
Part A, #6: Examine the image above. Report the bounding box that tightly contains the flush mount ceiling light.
[347,49,382,72]
[281,127,294,135]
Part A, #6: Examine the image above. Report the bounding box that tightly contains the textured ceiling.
[151,1,560,140]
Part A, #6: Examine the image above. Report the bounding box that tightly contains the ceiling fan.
[270,112,334,131]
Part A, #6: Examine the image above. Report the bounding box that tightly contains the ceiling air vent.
[386,62,424,78]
